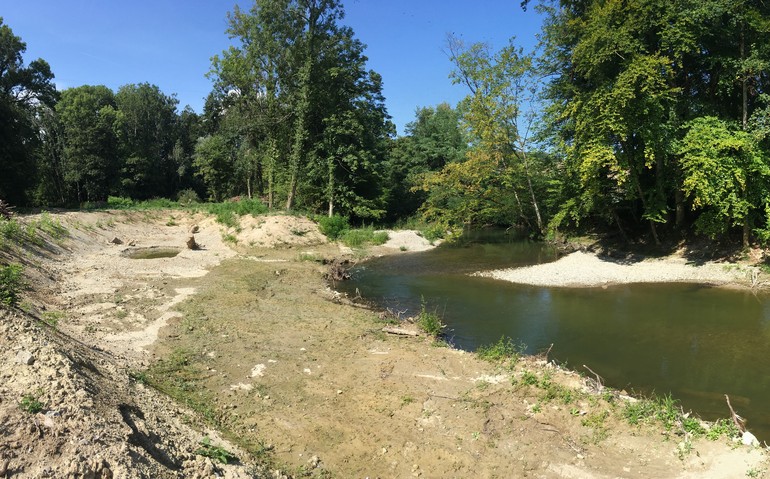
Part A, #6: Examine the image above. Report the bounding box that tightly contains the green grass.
[476,336,525,364]
[340,227,389,248]
[317,214,349,240]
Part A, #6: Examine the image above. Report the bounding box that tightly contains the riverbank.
[1,211,768,478]
[477,250,760,288]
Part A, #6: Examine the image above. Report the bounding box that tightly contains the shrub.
[340,227,389,248]
[317,214,349,240]
[107,196,134,209]
[177,189,201,205]
[0,263,24,306]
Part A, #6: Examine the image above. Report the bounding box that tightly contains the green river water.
[337,233,770,440]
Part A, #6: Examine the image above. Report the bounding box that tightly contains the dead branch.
[583,365,604,393]
[725,394,747,433]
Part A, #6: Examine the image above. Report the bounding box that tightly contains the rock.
[15,350,34,365]
[189,224,200,233]
[186,235,198,250]
[109,237,123,245]
[742,430,760,447]
[307,455,321,469]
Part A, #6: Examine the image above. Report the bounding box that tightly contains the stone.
[15,350,34,365]
[109,237,123,245]
[742,430,760,447]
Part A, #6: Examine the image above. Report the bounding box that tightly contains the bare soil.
[1,210,767,478]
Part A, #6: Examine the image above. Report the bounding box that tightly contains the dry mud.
[0,210,767,478]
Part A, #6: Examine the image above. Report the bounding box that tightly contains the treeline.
[2,0,770,246]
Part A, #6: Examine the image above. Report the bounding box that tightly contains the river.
[336,232,770,441]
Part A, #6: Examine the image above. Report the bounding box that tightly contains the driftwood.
[382,325,419,337]
[583,365,604,393]
[324,259,351,282]
[0,199,13,220]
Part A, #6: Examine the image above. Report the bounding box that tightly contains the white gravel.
[475,251,755,287]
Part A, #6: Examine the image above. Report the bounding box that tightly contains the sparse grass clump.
[205,199,267,228]
[196,436,236,464]
[19,394,44,414]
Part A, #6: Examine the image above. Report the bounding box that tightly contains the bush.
[107,196,134,209]
[0,263,24,306]
[317,214,350,240]
[177,189,201,205]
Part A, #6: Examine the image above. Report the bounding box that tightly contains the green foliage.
[0,263,24,306]
[317,214,350,240]
[177,189,201,205]
[706,418,740,441]
[196,436,236,464]
[476,336,524,364]
[678,116,769,243]
[0,19,56,205]
[416,298,446,338]
[19,394,44,414]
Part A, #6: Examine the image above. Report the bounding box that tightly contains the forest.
[1,0,769,246]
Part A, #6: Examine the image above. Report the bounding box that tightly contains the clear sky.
[2,0,543,135]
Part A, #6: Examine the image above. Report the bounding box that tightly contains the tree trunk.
[743,221,750,248]
[520,151,544,234]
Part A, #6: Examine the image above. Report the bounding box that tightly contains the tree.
[0,18,56,204]
[57,85,118,202]
[422,36,549,234]
[114,83,179,199]
[210,0,392,217]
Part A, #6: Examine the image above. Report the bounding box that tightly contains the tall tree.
[114,83,179,199]
[210,0,392,218]
[57,85,118,202]
[0,18,56,205]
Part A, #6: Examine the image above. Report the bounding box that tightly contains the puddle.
[122,247,181,259]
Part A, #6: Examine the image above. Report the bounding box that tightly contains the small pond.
[336,231,770,440]
[122,246,181,260]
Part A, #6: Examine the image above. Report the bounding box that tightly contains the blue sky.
[2,0,543,135]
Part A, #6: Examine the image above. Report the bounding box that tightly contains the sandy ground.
[1,210,768,478]
[477,250,758,288]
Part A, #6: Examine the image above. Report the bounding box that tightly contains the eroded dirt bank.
[1,210,768,478]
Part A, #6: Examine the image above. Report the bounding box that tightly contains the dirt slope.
[0,210,767,478]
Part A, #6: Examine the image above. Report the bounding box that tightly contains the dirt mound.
[199,214,327,248]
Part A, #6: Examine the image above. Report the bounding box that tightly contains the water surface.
[337,236,770,440]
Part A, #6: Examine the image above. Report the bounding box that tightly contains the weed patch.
[0,263,25,306]
[416,299,445,338]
